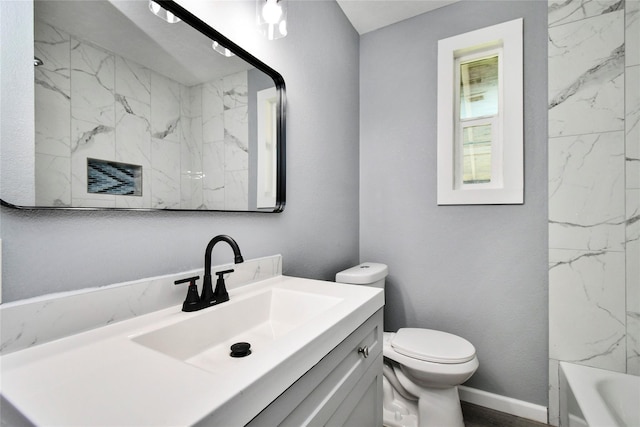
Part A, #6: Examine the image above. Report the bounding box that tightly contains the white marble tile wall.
[201,79,226,209]
[34,22,71,206]
[548,0,623,27]
[115,94,152,208]
[180,86,204,210]
[548,0,639,424]
[223,72,249,211]
[625,0,640,376]
[34,21,249,210]
[191,71,249,210]
[0,255,282,355]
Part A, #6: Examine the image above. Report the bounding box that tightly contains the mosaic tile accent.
[87,158,142,196]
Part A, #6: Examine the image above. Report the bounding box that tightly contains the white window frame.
[437,18,523,205]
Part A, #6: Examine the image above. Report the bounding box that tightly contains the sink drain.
[230,342,251,358]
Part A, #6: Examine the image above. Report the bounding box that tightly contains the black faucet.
[175,235,244,312]
[200,235,244,307]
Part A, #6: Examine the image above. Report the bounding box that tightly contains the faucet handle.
[215,269,234,278]
[213,269,234,304]
[175,275,200,285]
[175,276,201,312]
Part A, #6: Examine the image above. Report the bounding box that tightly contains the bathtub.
[560,362,640,427]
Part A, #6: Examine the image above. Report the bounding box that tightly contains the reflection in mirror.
[25,0,284,212]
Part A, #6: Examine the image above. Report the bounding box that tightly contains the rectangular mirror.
[2,0,285,212]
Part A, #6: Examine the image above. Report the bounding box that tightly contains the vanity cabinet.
[245,309,384,427]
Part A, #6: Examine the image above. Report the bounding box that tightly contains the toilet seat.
[383,331,479,384]
[390,328,476,364]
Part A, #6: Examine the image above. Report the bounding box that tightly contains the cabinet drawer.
[246,309,383,426]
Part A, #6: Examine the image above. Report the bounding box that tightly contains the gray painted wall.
[359,1,549,406]
[0,0,361,302]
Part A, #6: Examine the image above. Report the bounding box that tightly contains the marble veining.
[34,64,71,159]
[549,249,626,371]
[0,255,282,355]
[151,117,180,140]
[548,9,625,137]
[71,39,115,126]
[34,21,71,77]
[115,56,150,104]
[71,124,114,153]
[549,0,623,27]
[223,72,248,109]
[548,44,624,110]
[35,72,70,102]
[548,131,625,251]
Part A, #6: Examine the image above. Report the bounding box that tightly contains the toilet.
[336,263,479,427]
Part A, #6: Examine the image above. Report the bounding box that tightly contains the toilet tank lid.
[335,263,388,284]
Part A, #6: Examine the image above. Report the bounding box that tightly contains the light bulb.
[149,0,161,15]
[262,0,282,24]
[212,41,235,57]
[148,0,181,23]
[166,11,177,23]
[256,0,287,40]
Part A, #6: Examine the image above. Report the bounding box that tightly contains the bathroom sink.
[131,287,342,373]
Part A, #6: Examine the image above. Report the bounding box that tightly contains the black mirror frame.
[1,0,286,213]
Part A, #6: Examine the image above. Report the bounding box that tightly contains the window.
[458,53,499,186]
[437,18,523,205]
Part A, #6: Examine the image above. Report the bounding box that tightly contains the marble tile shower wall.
[186,73,249,211]
[547,0,639,424]
[34,20,248,210]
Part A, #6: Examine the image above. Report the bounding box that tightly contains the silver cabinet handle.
[358,346,369,358]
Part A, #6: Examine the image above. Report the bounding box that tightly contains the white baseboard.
[459,385,548,424]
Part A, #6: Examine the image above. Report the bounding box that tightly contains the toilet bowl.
[383,329,478,427]
[335,263,479,427]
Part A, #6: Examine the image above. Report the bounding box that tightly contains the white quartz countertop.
[0,276,384,426]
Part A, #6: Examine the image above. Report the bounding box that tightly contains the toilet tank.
[335,263,388,289]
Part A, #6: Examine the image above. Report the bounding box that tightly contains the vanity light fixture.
[148,0,181,24]
[212,41,235,57]
[256,0,288,40]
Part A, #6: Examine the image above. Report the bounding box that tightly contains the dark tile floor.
[462,402,549,427]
